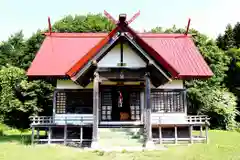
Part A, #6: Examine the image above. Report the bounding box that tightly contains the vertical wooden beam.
[48,127,52,145]
[52,90,57,122]
[159,126,162,144]
[120,37,123,66]
[64,125,67,145]
[140,91,144,124]
[92,72,99,148]
[205,125,209,144]
[183,90,187,114]
[200,126,203,137]
[189,125,193,144]
[174,126,178,144]
[80,126,83,144]
[31,126,35,145]
[145,73,154,148]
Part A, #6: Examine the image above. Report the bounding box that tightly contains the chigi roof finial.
[103,10,140,25]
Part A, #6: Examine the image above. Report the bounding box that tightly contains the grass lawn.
[1,125,240,160]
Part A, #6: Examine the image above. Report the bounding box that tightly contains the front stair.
[98,128,145,148]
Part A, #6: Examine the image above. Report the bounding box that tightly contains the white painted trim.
[156,80,184,89]
[98,44,146,68]
[56,80,183,90]
[56,80,93,89]
[100,121,142,125]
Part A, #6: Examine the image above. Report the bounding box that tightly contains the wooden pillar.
[174,126,178,144]
[159,126,162,144]
[80,126,83,144]
[189,125,193,144]
[145,74,154,147]
[200,126,203,137]
[205,125,209,144]
[52,90,57,122]
[31,126,35,145]
[64,125,67,145]
[91,72,99,148]
[48,127,52,145]
[140,91,144,124]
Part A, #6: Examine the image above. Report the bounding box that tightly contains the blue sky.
[0,0,239,41]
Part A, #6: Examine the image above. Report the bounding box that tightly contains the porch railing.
[186,115,210,124]
[30,114,94,126]
[151,115,210,125]
[30,115,209,126]
[30,116,53,125]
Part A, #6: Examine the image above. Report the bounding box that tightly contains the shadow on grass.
[0,134,32,145]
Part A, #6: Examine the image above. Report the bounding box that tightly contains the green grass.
[1,124,240,160]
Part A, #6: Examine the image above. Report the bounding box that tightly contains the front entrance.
[100,86,141,122]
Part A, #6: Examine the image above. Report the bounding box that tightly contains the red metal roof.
[27,32,213,78]
[140,35,213,78]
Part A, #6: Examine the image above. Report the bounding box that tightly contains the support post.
[189,125,193,144]
[140,91,144,124]
[200,126,203,137]
[80,126,83,144]
[64,125,67,145]
[91,72,99,149]
[205,125,209,144]
[145,73,154,148]
[48,127,52,145]
[52,90,57,123]
[159,126,162,144]
[31,126,35,145]
[174,126,178,144]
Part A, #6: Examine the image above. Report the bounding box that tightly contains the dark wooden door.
[100,87,141,121]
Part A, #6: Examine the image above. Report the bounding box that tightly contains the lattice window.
[55,90,93,114]
[101,91,112,121]
[151,91,164,112]
[151,90,185,113]
[130,92,141,120]
[56,92,66,114]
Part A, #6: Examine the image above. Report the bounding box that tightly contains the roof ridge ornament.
[48,17,52,35]
[103,10,140,25]
[185,18,191,35]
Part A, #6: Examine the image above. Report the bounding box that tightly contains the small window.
[55,90,93,114]
[56,92,66,114]
[151,90,185,113]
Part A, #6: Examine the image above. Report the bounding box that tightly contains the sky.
[0,0,240,41]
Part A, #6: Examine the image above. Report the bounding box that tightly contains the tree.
[233,22,240,48]
[151,27,164,33]
[216,23,240,50]
[0,66,54,129]
[53,14,115,33]
[0,31,26,67]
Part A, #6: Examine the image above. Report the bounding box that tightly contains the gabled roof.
[66,26,180,78]
[27,30,213,79]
